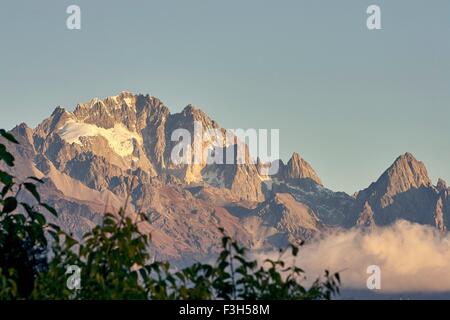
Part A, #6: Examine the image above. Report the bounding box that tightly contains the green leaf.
[2,197,17,213]
[0,144,15,166]
[1,183,13,197]
[40,203,58,217]
[65,236,78,249]
[33,212,46,226]
[0,129,18,144]
[47,223,61,231]
[48,230,59,241]
[291,244,299,257]
[0,170,13,186]
[13,213,26,224]
[27,176,44,184]
[335,273,341,284]
[21,202,34,216]
[24,182,40,203]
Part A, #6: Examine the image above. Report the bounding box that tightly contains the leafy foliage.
[144,227,340,300]
[0,135,58,299]
[1,130,340,300]
[34,212,340,300]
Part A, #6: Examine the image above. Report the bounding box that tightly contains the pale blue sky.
[1,0,449,193]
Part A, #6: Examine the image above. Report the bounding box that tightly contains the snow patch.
[58,120,142,158]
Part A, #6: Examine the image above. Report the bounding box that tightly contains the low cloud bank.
[261,220,450,293]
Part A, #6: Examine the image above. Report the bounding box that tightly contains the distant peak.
[437,178,448,191]
[282,152,322,185]
[76,97,102,110]
[118,90,134,96]
[109,91,135,102]
[180,104,215,125]
[291,152,301,160]
[397,152,416,162]
[183,104,199,114]
[11,122,33,140]
[105,90,134,99]
[390,152,427,173]
[16,122,31,130]
[51,106,67,116]
[380,152,431,195]
[76,91,138,111]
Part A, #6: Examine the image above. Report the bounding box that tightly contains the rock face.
[242,193,320,248]
[2,92,322,262]
[356,153,445,227]
[272,153,322,185]
[356,201,375,228]
[437,178,448,193]
[376,153,431,207]
[2,91,450,262]
[435,197,446,234]
[29,92,268,202]
[434,178,449,234]
[281,152,322,185]
[270,178,358,227]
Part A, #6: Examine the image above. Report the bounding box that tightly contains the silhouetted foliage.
[0,131,58,298]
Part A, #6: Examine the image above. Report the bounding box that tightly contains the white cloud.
[258,220,450,293]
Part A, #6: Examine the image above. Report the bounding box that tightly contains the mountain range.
[2,91,448,263]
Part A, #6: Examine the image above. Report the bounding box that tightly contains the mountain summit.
[356,152,445,227]
[382,152,431,195]
[273,152,322,185]
[284,152,322,185]
[2,91,449,262]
